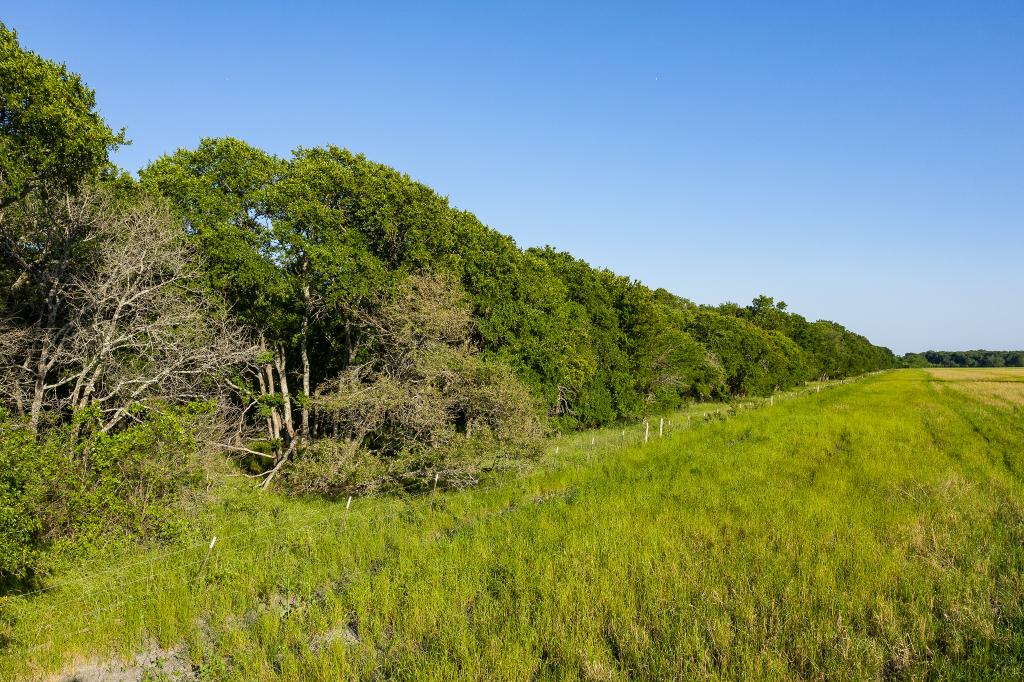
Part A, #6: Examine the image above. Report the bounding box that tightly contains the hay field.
[928,367,1024,407]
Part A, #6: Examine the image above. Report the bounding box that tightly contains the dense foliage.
[902,350,1024,368]
[0,404,213,586]
[287,274,541,496]
[0,23,894,584]
[141,139,896,437]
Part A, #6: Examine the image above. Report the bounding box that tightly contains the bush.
[51,404,210,543]
[0,403,215,586]
[0,411,44,583]
[283,274,542,496]
[283,440,389,496]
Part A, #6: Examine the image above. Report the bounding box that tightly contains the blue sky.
[6,2,1022,354]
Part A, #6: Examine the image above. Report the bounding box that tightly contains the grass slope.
[4,370,1024,680]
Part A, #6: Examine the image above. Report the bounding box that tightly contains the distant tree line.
[0,23,895,583]
[902,350,1024,368]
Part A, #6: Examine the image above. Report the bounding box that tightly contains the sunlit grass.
[3,370,1023,680]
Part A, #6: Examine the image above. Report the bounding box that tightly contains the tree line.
[0,23,895,584]
[902,350,1024,368]
[138,140,896,430]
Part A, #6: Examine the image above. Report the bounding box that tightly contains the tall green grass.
[3,370,1023,680]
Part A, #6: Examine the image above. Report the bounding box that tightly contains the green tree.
[0,22,124,212]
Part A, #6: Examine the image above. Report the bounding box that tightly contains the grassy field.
[3,370,1024,680]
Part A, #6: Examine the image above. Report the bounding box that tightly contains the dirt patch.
[58,644,195,682]
[309,623,360,652]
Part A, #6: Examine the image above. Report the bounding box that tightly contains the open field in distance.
[928,367,1024,407]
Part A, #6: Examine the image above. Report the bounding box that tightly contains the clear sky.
[5,2,1022,354]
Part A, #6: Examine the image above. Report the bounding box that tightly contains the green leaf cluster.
[0,22,124,209]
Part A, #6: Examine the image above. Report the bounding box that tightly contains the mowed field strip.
[5,370,1024,680]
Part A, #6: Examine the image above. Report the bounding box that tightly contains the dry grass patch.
[945,381,1024,408]
[927,368,1024,407]
[926,367,1024,382]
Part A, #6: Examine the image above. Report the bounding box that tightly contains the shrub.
[52,404,211,543]
[0,403,215,586]
[0,410,44,583]
[284,274,542,496]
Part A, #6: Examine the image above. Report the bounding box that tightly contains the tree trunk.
[28,370,45,436]
[254,364,273,440]
[275,346,295,441]
[263,360,282,443]
[345,322,359,368]
[300,286,310,439]
[28,342,52,436]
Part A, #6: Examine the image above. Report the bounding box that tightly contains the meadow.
[3,369,1023,680]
